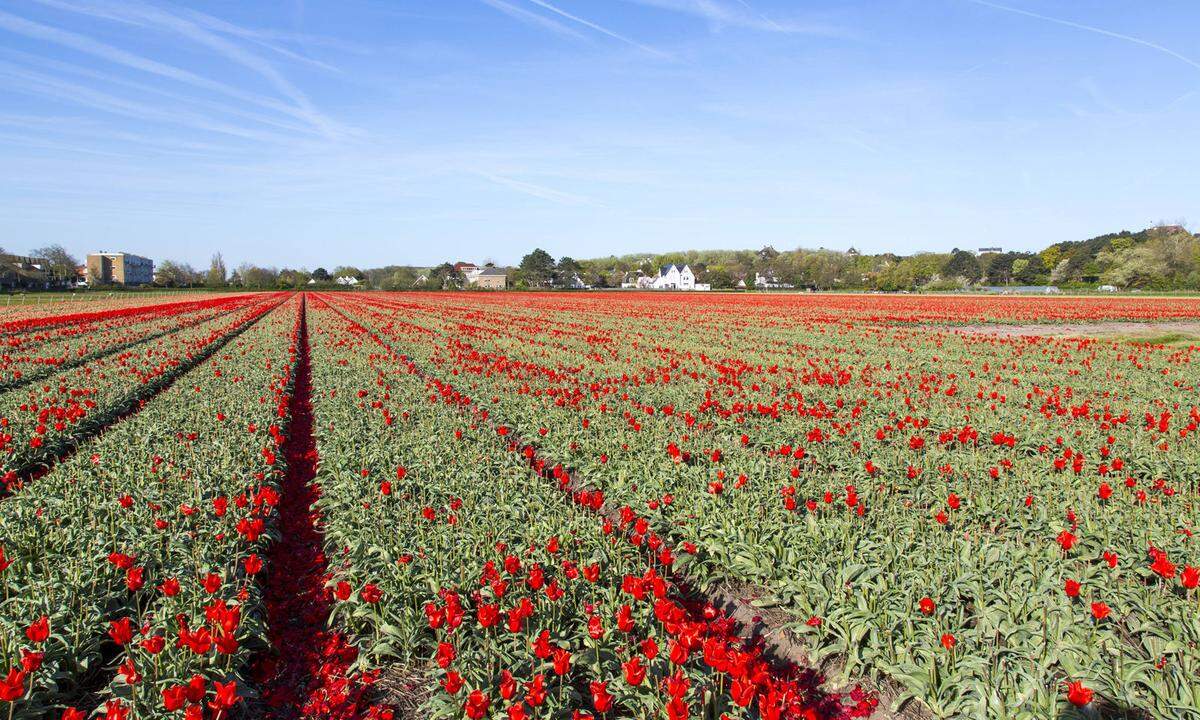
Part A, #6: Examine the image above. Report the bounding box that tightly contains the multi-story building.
[465,266,508,289]
[86,252,154,286]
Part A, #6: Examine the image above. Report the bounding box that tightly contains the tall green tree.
[519,249,555,287]
[206,253,227,287]
[943,249,981,282]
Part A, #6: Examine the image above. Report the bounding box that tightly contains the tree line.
[565,224,1199,291]
[7,222,1197,292]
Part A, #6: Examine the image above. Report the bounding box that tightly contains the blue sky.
[1,0,1197,270]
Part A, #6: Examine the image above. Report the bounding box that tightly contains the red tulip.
[442,671,463,695]
[208,680,240,711]
[622,656,646,686]
[0,668,26,702]
[524,674,546,707]
[589,681,614,713]
[25,615,49,643]
[108,617,133,646]
[464,690,490,719]
[162,685,187,711]
[498,670,516,700]
[1065,681,1093,707]
[552,647,571,676]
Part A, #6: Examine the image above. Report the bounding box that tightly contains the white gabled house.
[652,264,695,290]
[639,264,710,291]
[754,271,792,290]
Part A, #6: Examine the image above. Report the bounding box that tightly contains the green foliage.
[943,250,982,283]
[518,248,556,287]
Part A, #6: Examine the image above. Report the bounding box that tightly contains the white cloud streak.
[966,0,1200,74]
[477,0,584,40]
[0,61,298,144]
[620,0,852,37]
[522,0,669,57]
[27,0,352,138]
[472,170,601,206]
[0,8,339,137]
[0,47,318,139]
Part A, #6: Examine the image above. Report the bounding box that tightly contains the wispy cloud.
[28,0,352,139]
[33,0,359,59]
[0,47,317,139]
[0,131,129,157]
[472,170,601,206]
[522,0,669,57]
[620,0,853,37]
[0,60,297,144]
[477,0,584,40]
[0,10,330,137]
[966,0,1200,74]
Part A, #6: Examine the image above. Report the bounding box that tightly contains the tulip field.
[1,292,1198,720]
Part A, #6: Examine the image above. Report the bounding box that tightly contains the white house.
[652,264,695,290]
[754,272,792,289]
[335,275,360,286]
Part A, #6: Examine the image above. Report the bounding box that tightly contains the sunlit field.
[2,291,1197,720]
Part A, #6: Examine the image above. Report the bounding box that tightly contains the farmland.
[1,291,1198,720]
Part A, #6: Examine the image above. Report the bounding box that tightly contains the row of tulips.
[321,292,1199,719]
[0,295,303,718]
[304,296,874,720]
[0,293,288,490]
[0,295,254,336]
[0,294,260,391]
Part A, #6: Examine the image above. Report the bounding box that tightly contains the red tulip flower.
[25,615,49,643]
[464,690,490,719]
[1065,681,1094,707]
[622,656,646,686]
[590,681,614,713]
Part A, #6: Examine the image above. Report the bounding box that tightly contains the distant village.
[2,223,1195,293]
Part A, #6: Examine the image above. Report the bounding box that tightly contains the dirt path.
[253,297,385,720]
[950,320,1200,339]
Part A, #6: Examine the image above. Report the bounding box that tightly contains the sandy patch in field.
[951,320,1200,339]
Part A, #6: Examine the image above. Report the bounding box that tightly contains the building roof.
[476,267,506,276]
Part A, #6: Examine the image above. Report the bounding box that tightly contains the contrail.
[523,0,670,58]
[967,0,1200,74]
[732,0,784,32]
